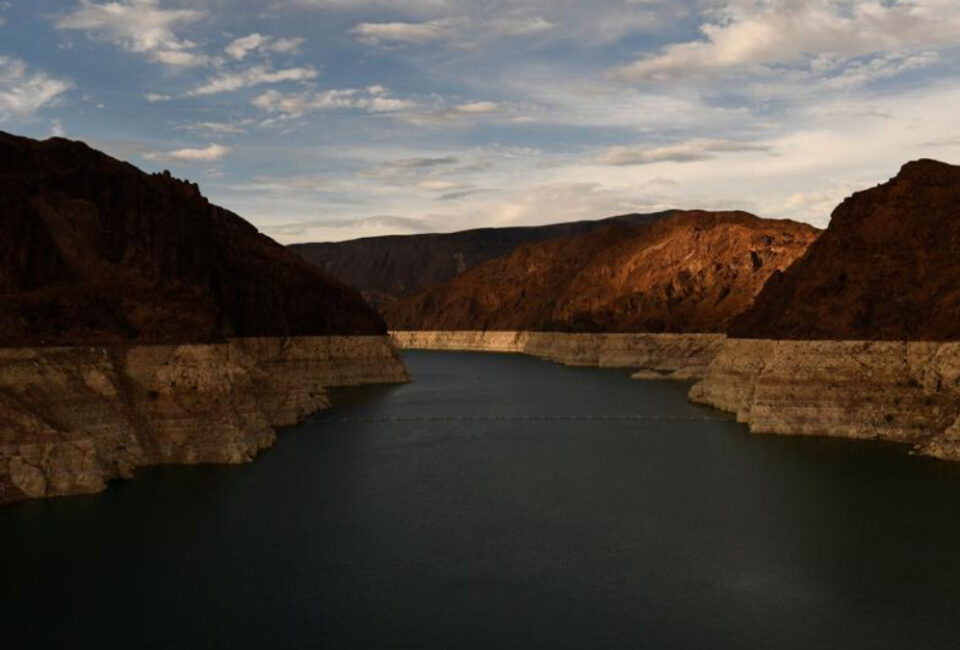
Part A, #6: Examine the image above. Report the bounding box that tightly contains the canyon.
[388,160,960,462]
[689,160,960,460]
[0,132,407,503]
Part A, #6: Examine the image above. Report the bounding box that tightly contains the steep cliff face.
[0,337,408,504]
[0,131,385,346]
[730,159,960,340]
[691,159,960,458]
[289,212,671,307]
[690,339,960,460]
[0,132,408,504]
[384,211,819,333]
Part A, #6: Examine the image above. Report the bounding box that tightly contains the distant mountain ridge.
[289,211,674,306]
[383,210,820,333]
[0,131,386,346]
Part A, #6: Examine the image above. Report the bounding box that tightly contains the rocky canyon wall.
[689,339,960,461]
[0,336,408,504]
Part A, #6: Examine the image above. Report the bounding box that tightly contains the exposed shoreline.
[390,330,725,380]
[0,336,408,504]
[392,331,960,462]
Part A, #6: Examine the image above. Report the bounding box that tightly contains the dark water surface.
[5,351,960,649]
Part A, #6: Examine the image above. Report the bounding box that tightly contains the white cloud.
[0,56,71,119]
[614,0,960,82]
[144,92,171,102]
[265,214,437,242]
[360,156,461,179]
[57,0,206,66]
[50,119,66,137]
[351,20,450,45]
[397,100,514,126]
[180,120,251,135]
[823,51,940,89]
[455,101,500,114]
[188,65,318,95]
[304,0,669,47]
[225,33,305,60]
[145,143,231,162]
[351,14,554,46]
[251,87,416,118]
[225,32,267,59]
[596,138,771,166]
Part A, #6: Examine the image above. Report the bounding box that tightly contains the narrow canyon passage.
[4,351,960,649]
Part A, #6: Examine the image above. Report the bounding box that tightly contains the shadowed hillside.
[0,132,386,346]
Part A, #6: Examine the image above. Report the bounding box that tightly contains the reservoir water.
[5,350,960,649]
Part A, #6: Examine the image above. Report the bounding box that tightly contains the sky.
[1,1,959,243]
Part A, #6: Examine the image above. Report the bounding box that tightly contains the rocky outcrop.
[0,131,385,346]
[384,211,819,333]
[730,159,960,340]
[0,132,409,504]
[290,212,672,307]
[0,336,408,504]
[691,160,960,459]
[391,331,725,380]
[690,339,960,460]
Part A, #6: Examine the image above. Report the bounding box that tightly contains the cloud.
[225,33,305,60]
[595,138,772,166]
[188,65,318,95]
[350,14,554,46]
[0,56,72,119]
[417,179,470,191]
[144,92,171,102]
[144,143,231,162]
[360,156,460,179]
[56,0,206,66]
[351,20,450,45]
[320,0,667,47]
[398,100,511,126]
[251,87,416,118]
[180,120,251,135]
[264,214,437,242]
[823,51,940,89]
[613,0,960,82]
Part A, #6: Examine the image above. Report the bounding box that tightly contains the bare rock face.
[691,160,960,459]
[0,337,408,504]
[383,211,819,333]
[0,131,385,346]
[690,339,960,461]
[0,132,409,504]
[289,212,672,308]
[729,159,960,340]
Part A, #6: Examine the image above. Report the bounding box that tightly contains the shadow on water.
[4,349,960,650]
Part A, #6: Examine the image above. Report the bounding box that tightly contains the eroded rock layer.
[690,339,960,460]
[391,331,725,380]
[0,336,408,504]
